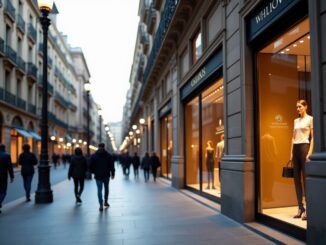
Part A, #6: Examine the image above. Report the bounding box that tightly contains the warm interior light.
[84,82,92,92]
[139,118,145,124]
[50,136,55,141]
[132,125,137,130]
[38,0,54,12]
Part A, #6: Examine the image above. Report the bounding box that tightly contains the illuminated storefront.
[181,50,223,199]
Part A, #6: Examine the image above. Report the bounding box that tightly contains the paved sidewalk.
[0,169,280,245]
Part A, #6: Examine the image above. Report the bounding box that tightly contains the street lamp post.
[35,0,54,203]
[139,118,149,152]
[84,81,92,179]
[98,108,103,143]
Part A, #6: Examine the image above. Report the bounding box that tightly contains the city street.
[0,165,303,245]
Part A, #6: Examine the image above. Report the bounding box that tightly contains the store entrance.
[257,18,311,232]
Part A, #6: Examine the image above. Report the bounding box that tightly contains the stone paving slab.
[0,170,276,245]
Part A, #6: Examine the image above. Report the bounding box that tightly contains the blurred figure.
[150,152,161,182]
[68,147,87,204]
[132,152,140,178]
[141,152,151,182]
[18,144,38,201]
[90,143,115,211]
[124,152,131,177]
[0,144,14,213]
[52,153,60,169]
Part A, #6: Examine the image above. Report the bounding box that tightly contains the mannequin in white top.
[216,134,224,181]
[290,99,314,221]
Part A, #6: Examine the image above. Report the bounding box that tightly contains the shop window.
[192,31,202,64]
[201,80,224,197]
[257,18,311,229]
[185,78,224,197]
[161,114,173,179]
[185,97,200,190]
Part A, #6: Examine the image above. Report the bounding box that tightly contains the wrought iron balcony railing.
[16,14,25,33]
[17,97,26,110]
[28,23,37,42]
[4,0,16,22]
[27,62,37,78]
[16,55,26,72]
[28,103,36,115]
[4,44,17,64]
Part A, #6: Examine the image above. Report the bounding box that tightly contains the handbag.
[282,160,294,178]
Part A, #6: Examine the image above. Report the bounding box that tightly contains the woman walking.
[18,144,37,202]
[68,147,87,204]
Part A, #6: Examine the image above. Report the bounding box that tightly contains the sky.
[53,0,140,123]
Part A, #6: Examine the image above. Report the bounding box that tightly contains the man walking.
[0,144,14,213]
[18,144,38,201]
[90,143,115,211]
[150,152,161,182]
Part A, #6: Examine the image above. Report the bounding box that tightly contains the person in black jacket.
[18,144,37,201]
[141,152,151,182]
[0,144,14,213]
[131,152,140,179]
[68,147,87,204]
[90,143,115,211]
[124,151,131,177]
[150,152,161,182]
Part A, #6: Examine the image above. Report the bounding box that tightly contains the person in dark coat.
[52,153,60,169]
[150,152,161,182]
[131,152,140,178]
[0,144,14,213]
[18,144,38,201]
[90,143,115,211]
[124,152,131,177]
[68,147,87,204]
[141,152,151,182]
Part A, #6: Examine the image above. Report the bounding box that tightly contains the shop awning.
[29,131,42,141]
[15,128,33,138]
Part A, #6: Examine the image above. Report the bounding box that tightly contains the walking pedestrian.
[18,144,38,201]
[141,152,151,182]
[68,147,87,204]
[150,152,161,182]
[90,143,115,211]
[0,144,14,213]
[131,152,140,178]
[52,153,59,169]
[124,151,131,177]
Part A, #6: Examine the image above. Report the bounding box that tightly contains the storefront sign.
[181,49,222,100]
[247,0,301,42]
[159,100,172,118]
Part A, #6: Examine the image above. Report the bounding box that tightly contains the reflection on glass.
[186,97,200,190]
[193,31,202,63]
[201,79,224,197]
[258,18,310,229]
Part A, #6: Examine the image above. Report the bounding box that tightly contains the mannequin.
[205,140,215,189]
[290,99,314,221]
[216,134,224,181]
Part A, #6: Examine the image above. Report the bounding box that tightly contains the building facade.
[123,0,326,243]
[0,0,100,162]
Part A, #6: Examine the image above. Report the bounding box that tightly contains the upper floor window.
[192,31,202,64]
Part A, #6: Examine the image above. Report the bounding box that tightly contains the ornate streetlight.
[98,108,103,143]
[35,0,54,203]
[84,81,92,179]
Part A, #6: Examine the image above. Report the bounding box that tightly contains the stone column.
[306,1,326,244]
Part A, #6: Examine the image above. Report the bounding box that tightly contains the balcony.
[16,55,26,74]
[68,101,77,111]
[4,0,16,23]
[4,90,16,106]
[0,38,4,57]
[27,23,37,43]
[141,2,150,22]
[16,14,26,34]
[27,62,37,81]
[28,103,36,115]
[17,97,26,110]
[54,92,69,108]
[48,57,53,68]
[3,44,17,68]
[146,3,157,35]
[48,112,68,129]
[37,76,54,95]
